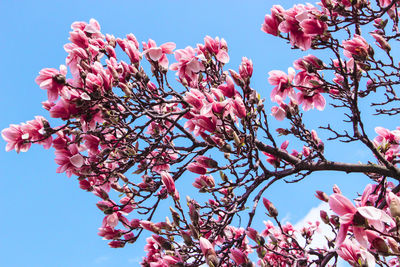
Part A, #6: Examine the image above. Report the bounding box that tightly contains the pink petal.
[329,193,357,216]
[216,50,230,64]
[70,153,84,168]
[147,47,163,61]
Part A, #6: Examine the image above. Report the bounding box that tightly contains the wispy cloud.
[294,203,346,266]
[94,256,110,264]
[128,257,142,264]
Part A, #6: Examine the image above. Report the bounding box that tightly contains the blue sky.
[1,1,393,266]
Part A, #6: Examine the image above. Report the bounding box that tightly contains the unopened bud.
[330,215,340,227]
[169,207,180,227]
[232,131,242,146]
[387,237,400,254]
[220,171,228,182]
[320,210,330,224]
[390,197,400,218]
[315,191,329,202]
[263,198,278,217]
[189,224,199,239]
[229,69,244,87]
[371,237,389,254]
[180,230,193,245]
[368,45,374,58]
[206,254,219,267]
[119,82,132,97]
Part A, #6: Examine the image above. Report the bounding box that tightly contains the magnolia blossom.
[337,239,376,266]
[329,192,393,247]
[342,34,369,59]
[4,7,400,266]
[170,46,205,85]
[142,39,176,70]
[268,67,295,101]
[2,116,52,153]
[296,90,326,111]
[200,36,229,64]
[54,143,85,177]
[261,5,284,36]
[35,65,67,102]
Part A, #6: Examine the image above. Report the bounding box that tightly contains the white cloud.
[128,257,142,264]
[94,256,110,264]
[294,202,346,267]
[294,202,332,248]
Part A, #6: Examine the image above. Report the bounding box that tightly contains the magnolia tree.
[3,0,400,266]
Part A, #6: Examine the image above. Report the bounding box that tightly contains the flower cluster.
[3,0,400,266]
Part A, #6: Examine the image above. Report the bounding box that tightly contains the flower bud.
[229,69,244,87]
[388,192,400,218]
[230,248,248,265]
[180,230,193,245]
[315,191,329,202]
[263,197,278,217]
[169,207,181,227]
[108,240,125,248]
[387,237,400,254]
[320,210,330,224]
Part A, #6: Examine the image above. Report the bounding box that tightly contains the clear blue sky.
[0,1,391,266]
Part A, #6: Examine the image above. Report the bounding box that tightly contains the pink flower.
[163,255,181,265]
[201,36,229,64]
[329,193,393,247]
[184,89,205,110]
[296,90,326,111]
[199,237,215,256]
[64,43,88,78]
[192,115,217,133]
[140,220,160,233]
[293,54,324,72]
[160,171,175,195]
[35,65,67,102]
[125,40,142,64]
[374,126,400,145]
[193,175,215,189]
[54,143,85,177]
[170,46,205,85]
[187,162,207,175]
[230,248,248,265]
[83,134,100,154]
[25,116,53,149]
[298,14,327,36]
[217,76,237,98]
[194,156,218,168]
[268,68,295,101]
[69,29,89,49]
[271,105,286,121]
[71,19,102,38]
[239,57,253,80]
[49,98,79,120]
[98,226,121,240]
[231,96,246,118]
[370,31,391,52]
[342,34,369,59]
[2,116,52,153]
[263,197,278,217]
[271,95,288,121]
[143,39,176,69]
[337,239,375,266]
[2,124,31,153]
[277,4,319,50]
[261,5,285,36]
